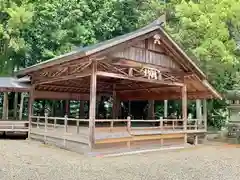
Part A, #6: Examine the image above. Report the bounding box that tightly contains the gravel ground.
[0,140,240,180]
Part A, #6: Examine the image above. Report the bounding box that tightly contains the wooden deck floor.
[30,126,189,145]
[30,125,204,154]
[31,126,89,144]
[31,125,205,140]
[0,121,28,133]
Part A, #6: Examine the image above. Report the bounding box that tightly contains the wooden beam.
[116,86,179,93]
[37,84,113,94]
[111,58,186,75]
[97,71,183,87]
[89,62,97,149]
[33,90,105,101]
[34,90,90,101]
[38,84,90,92]
[182,85,187,144]
[34,71,91,85]
[118,90,213,101]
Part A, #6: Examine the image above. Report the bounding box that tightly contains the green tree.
[0,0,33,75]
[164,0,240,128]
[1,0,239,128]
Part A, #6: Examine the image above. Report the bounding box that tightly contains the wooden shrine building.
[15,18,221,155]
[0,77,30,135]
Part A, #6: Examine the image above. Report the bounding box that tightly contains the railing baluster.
[127,116,131,132]
[110,119,114,132]
[44,113,48,142]
[64,115,68,133]
[160,117,163,131]
[76,119,79,134]
[195,119,198,130]
[63,115,68,147]
[54,118,56,128]
[37,116,40,128]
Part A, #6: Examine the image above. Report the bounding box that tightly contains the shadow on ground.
[0,132,27,140]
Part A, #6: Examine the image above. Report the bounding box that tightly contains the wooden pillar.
[14,92,18,119]
[203,99,207,131]
[89,62,97,149]
[19,93,24,121]
[194,135,198,145]
[182,85,187,144]
[112,87,117,119]
[194,99,201,145]
[164,100,168,118]
[28,86,35,138]
[79,101,85,119]
[2,92,8,120]
[148,100,155,119]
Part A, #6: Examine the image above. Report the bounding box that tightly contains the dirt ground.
[0,140,240,180]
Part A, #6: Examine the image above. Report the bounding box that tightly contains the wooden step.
[95,133,184,144]
[132,133,184,141]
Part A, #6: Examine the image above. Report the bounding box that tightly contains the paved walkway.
[0,140,240,180]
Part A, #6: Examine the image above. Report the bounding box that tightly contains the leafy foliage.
[1,0,240,128]
[0,0,33,74]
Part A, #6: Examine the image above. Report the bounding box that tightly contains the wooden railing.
[30,114,90,146]
[31,114,89,135]
[0,121,29,132]
[30,115,206,135]
[187,119,205,131]
[95,118,184,132]
[95,118,206,132]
